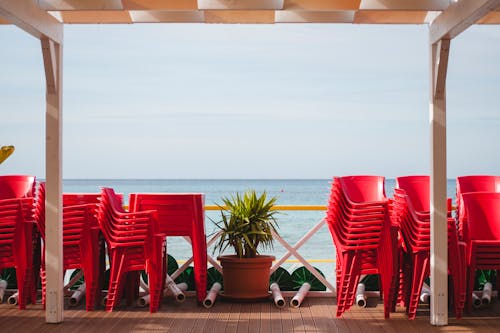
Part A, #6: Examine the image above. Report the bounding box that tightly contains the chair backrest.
[457,175,500,196]
[339,175,386,203]
[98,187,152,244]
[0,175,35,199]
[462,192,500,241]
[396,175,429,212]
[129,193,204,236]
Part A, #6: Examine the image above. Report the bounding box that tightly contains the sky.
[0,23,499,179]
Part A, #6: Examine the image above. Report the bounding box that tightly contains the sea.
[63,179,458,286]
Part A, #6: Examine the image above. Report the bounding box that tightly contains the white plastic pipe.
[420,283,431,304]
[7,291,18,305]
[69,284,86,306]
[472,292,482,309]
[355,283,367,308]
[482,282,493,305]
[0,280,7,303]
[270,282,286,308]
[290,282,311,308]
[203,282,222,309]
[163,276,186,303]
[137,293,150,307]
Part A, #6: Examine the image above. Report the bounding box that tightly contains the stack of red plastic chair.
[392,175,465,319]
[96,187,166,312]
[0,175,35,309]
[461,192,500,312]
[33,183,104,310]
[326,175,397,318]
[455,175,500,240]
[129,193,207,303]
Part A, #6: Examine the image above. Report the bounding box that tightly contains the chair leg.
[106,249,126,312]
[407,252,429,320]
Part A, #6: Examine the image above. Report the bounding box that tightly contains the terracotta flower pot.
[218,255,275,301]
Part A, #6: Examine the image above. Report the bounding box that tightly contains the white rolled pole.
[290,282,311,308]
[69,284,86,306]
[270,282,286,308]
[355,283,367,308]
[472,292,482,309]
[163,275,186,303]
[0,280,7,303]
[482,282,493,305]
[137,293,150,307]
[420,283,431,304]
[7,291,18,305]
[203,282,222,309]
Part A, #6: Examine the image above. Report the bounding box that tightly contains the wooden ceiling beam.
[0,0,62,43]
[430,0,500,44]
[359,0,449,11]
[37,0,123,10]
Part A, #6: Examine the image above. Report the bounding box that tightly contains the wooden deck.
[2,297,500,333]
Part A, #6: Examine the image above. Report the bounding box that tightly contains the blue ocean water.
[63,179,457,284]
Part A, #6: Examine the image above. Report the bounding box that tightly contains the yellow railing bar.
[205,205,327,211]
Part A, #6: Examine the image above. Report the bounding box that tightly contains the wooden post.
[429,38,450,326]
[41,37,64,324]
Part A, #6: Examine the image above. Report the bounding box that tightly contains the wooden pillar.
[41,37,64,324]
[429,38,450,326]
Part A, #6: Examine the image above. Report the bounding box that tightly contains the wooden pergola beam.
[429,38,450,327]
[430,0,500,44]
[359,0,449,11]
[41,36,64,325]
[37,0,123,10]
[0,0,62,43]
[428,1,499,326]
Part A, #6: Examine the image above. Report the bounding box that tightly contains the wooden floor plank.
[269,299,284,333]
[260,301,272,333]
[2,297,500,332]
[236,302,251,333]
[225,302,241,333]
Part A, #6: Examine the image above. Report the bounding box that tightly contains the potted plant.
[213,189,279,301]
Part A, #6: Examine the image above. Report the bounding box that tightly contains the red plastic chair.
[0,175,35,310]
[129,193,207,303]
[0,175,35,199]
[97,188,166,313]
[456,175,500,240]
[461,192,500,312]
[34,183,105,311]
[326,175,397,319]
[0,198,35,310]
[393,176,465,319]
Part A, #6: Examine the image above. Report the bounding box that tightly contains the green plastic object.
[141,254,179,284]
[168,254,179,276]
[269,267,294,291]
[360,274,379,291]
[206,266,223,290]
[69,269,85,290]
[291,266,326,291]
[474,270,496,290]
[0,268,17,289]
[174,266,195,291]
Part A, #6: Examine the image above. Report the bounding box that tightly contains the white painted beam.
[0,0,62,43]
[360,0,449,11]
[41,37,64,324]
[37,0,123,10]
[429,38,450,327]
[430,0,500,44]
